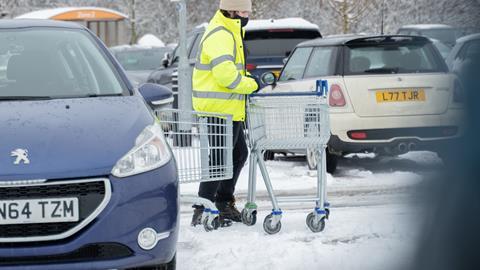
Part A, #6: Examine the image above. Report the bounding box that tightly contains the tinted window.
[463,40,480,59]
[279,47,313,81]
[344,41,446,75]
[303,46,337,78]
[0,28,127,98]
[245,30,320,58]
[114,48,169,71]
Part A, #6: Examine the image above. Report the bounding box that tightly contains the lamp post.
[171,0,192,111]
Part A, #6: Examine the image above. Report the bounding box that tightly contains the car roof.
[245,18,319,31]
[193,18,319,33]
[399,24,454,30]
[0,19,84,29]
[456,33,480,43]
[297,35,431,47]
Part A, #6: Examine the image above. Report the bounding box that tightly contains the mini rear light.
[348,131,367,140]
[246,64,257,71]
[329,84,346,107]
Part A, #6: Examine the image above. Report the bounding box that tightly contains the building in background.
[16,7,129,46]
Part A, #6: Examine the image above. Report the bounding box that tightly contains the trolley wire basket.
[242,92,331,234]
[155,109,234,231]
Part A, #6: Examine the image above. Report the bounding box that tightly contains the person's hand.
[247,75,261,93]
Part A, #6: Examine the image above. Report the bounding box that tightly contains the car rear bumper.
[0,160,179,270]
[329,109,463,154]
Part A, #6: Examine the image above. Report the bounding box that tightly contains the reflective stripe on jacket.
[192,10,258,121]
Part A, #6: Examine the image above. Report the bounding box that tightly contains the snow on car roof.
[245,18,319,31]
[456,33,480,43]
[15,7,128,20]
[400,24,454,30]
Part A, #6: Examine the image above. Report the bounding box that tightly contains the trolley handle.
[249,91,326,97]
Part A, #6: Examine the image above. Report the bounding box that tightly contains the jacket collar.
[212,10,243,35]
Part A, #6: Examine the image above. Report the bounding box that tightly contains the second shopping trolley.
[156,109,233,231]
[241,92,331,234]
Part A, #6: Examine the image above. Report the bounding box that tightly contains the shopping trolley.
[155,109,233,231]
[241,92,330,234]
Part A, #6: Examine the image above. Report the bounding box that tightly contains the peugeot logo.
[11,149,30,165]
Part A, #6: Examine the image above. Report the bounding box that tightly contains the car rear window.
[245,30,320,58]
[344,40,447,75]
[114,48,168,71]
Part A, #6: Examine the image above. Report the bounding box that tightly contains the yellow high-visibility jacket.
[192,10,258,121]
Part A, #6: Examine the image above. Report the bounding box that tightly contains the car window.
[344,41,446,75]
[303,46,337,79]
[463,40,480,59]
[114,48,169,71]
[189,33,202,60]
[0,28,127,98]
[245,30,320,58]
[172,34,196,63]
[278,47,313,81]
[420,29,456,45]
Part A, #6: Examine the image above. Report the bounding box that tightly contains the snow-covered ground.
[177,151,442,270]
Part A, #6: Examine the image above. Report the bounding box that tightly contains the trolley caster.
[203,216,220,232]
[241,209,257,226]
[306,212,326,233]
[263,214,282,235]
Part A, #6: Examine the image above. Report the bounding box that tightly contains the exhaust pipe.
[397,143,408,154]
[408,142,417,151]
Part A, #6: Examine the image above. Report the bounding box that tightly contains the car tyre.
[306,148,338,174]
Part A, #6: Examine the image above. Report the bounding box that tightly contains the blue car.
[0,20,178,269]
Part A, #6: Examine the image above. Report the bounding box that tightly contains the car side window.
[462,40,480,60]
[279,47,313,81]
[303,46,337,79]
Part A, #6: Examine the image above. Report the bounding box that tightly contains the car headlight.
[112,122,172,178]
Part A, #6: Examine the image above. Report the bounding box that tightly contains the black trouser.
[198,120,248,203]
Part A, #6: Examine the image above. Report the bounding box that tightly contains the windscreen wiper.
[78,93,124,98]
[364,67,399,74]
[0,96,53,101]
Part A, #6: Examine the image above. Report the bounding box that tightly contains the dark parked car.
[446,33,480,76]
[147,18,321,108]
[110,45,172,87]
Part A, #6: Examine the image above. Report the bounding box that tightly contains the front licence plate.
[0,198,79,225]
[376,89,426,103]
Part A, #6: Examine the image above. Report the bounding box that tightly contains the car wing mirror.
[139,83,173,108]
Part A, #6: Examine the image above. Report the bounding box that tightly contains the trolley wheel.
[241,209,257,226]
[203,216,220,232]
[306,212,326,233]
[263,214,281,235]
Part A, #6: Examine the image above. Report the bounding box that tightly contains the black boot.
[215,199,242,222]
[191,205,204,227]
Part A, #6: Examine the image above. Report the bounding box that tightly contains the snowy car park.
[176,151,440,269]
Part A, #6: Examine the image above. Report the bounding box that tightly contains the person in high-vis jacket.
[191,0,259,226]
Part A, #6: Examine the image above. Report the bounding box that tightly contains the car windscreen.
[114,48,168,71]
[245,30,320,58]
[344,41,447,75]
[0,28,128,99]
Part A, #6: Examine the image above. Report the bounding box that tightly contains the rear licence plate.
[0,198,79,225]
[376,89,426,103]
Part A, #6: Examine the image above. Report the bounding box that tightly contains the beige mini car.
[261,35,464,173]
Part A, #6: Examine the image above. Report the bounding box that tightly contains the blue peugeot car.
[0,20,178,269]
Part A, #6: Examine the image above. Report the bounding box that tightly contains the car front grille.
[0,243,132,266]
[0,178,111,242]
